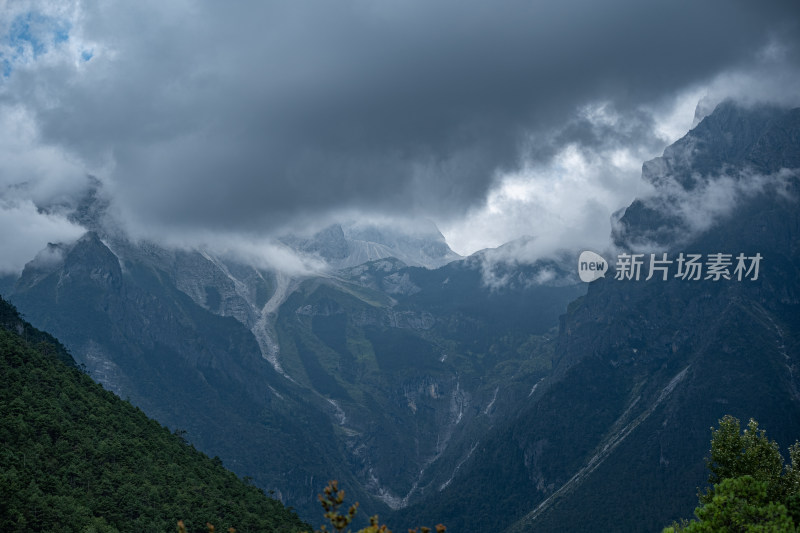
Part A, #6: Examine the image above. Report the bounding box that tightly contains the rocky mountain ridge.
[391,101,800,532]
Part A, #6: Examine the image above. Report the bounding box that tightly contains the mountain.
[272,255,583,512]
[7,232,377,519]
[280,220,462,269]
[4,219,583,523]
[0,295,307,532]
[391,101,800,532]
[614,101,800,250]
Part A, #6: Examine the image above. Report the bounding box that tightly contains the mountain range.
[3,100,799,531]
[5,187,584,523]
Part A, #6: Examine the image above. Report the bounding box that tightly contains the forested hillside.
[0,296,308,532]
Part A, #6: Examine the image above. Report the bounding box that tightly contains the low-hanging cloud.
[137,227,329,278]
[0,101,92,274]
[441,100,664,259]
[0,199,85,274]
[447,56,800,268]
[0,0,799,266]
[613,167,800,254]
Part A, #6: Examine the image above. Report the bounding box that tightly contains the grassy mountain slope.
[269,261,583,516]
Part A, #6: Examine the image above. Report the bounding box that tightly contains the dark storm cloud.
[3,0,799,239]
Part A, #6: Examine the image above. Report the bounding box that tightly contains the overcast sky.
[0,0,798,273]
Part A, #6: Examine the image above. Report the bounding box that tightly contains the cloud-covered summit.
[1,0,799,272]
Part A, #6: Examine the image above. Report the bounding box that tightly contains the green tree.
[664,416,800,532]
[678,476,794,532]
[703,416,786,504]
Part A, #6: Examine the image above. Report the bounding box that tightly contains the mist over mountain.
[614,101,800,251]
[280,220,462,269]
[2,101,798,531]
[3,1,800,530]
[3,1,799,277]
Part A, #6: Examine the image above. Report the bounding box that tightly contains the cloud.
[0,199,85,274]
[613,168,800,254]
[442,56,800,259]
[0,104,91,209]
[0,100,92,275]
[141,228,329,277]
[440,99,668,258]
[0,0,798,264]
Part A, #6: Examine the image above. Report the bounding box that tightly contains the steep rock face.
[287,224,352,263]
[510,192,800,531]
[529,104,800,530]
[281,221,462,269]
[343,222,461,269]
[170,249,275,328]
[395,103,800,533]
[641,102,800,190]
[615,102,800,249]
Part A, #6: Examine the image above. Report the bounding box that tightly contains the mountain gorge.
[4,101,799,531]
[5,205,584,523]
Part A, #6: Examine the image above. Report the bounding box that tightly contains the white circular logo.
[578,251,608,282]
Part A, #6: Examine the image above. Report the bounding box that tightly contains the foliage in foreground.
[302,480,445,533]
[195,480,445,533]
[664,415,800,532]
